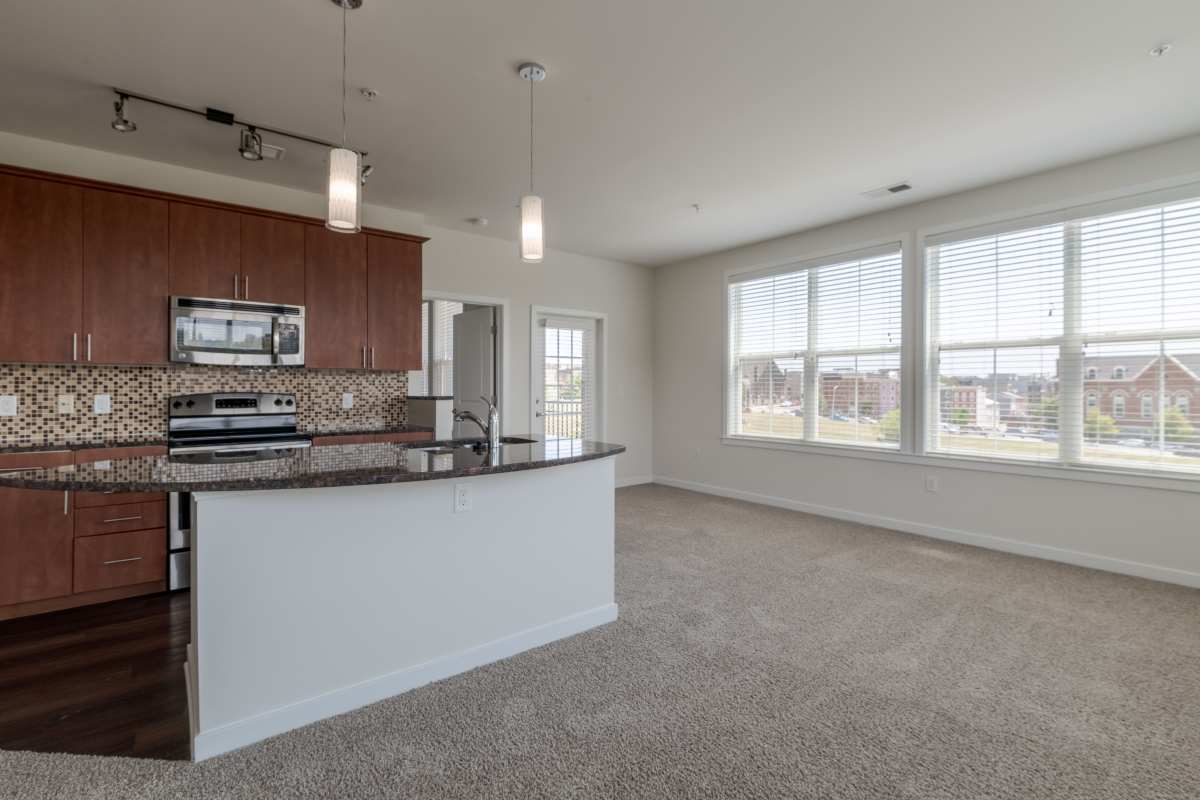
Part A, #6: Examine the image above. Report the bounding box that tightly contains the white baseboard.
[616,475,654,488]
[192,603,619,762]
[652,476,1200,589]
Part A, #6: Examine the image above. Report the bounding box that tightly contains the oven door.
[170,297,304,366]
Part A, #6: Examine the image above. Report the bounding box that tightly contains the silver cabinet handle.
[64,491,69,515]
[103,556,143,566]
[72,332,78,361]
[362,345,367,369]
[102,514,143,523]
[243,274,249,299]
[86,333,92,362]
[234,273,240,299]
[371,347,375,369]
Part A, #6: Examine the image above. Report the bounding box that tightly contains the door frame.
[422,290,509,433]
[529,305,608,441]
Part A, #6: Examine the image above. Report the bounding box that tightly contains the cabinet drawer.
[73,528,166,594]
[75,500,166,538]
[75,490,166,509]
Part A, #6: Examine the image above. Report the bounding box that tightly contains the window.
[407,299,465,396]
[927,196,1200,474]
[1177,393,1191,416]
[726,244,902,449]
[1112,393,1125,418]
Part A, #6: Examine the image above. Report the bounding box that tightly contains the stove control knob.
[186,400,195,408]
[285,399,294,407]
[172,401,182,409]
[274,398,284,407]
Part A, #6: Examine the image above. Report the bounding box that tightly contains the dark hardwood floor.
[0,591,190,760]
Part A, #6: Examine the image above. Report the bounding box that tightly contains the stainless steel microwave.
[170,296,305,366]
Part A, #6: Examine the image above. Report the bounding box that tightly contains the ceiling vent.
[862,181,912,199]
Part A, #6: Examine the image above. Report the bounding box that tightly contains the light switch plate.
[0,396,16,417]
[94,394,113,415]
[57,394,75,414]
[342,392,354,410]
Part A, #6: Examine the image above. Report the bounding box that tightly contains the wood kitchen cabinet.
[82,189,169,365]
[168,202,241,300]
[305,225,368,369]
[240,214,305,305]
[0,451,74,607]
[0,173,83,363]
[367,235,423,371]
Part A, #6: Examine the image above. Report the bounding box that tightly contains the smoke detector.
[861,181,912,199]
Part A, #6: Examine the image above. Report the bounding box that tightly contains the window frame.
[723,239,906,453]
[719,179,1200,495]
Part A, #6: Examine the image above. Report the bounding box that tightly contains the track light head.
[238,127,264,161]
[360,164,374,185]
[111,95,136,133]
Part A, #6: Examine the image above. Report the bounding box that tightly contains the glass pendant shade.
[520,194,544,263]
[326,147,362,233]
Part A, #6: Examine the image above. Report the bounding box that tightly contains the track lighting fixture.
[111,94,136,133]
[238,127,264,161]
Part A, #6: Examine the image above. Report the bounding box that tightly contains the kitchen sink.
[410,436,537,454]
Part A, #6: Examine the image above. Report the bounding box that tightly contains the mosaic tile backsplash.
[0,363,408,449]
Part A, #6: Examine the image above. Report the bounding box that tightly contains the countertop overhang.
[0,436,625,493]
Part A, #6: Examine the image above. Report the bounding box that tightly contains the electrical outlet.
[57,394,75,414]
[454,484,472,513]
[925,475,939,493]
[342,392,354,410]
[93,394,113,415]
[0,395,16,417]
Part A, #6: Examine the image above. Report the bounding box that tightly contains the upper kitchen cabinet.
[239,214,305,305]
[168,202,241,300]
[305,225,368,369]
[82,189,169,365]
[0,173,83,363]
[367,235,422,371]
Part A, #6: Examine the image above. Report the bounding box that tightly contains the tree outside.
[1085,408,1118,442]
[878,409,901,442]
[1159,407,1195,444]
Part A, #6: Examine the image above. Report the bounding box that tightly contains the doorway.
[531,308,605,440]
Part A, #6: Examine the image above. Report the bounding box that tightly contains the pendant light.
[518,62,546,263]
[326,0,362,233]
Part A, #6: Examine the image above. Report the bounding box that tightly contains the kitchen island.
[0,436,625,761]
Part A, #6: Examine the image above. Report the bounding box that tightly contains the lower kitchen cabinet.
[0,451,74,607]
[0,445,168,621]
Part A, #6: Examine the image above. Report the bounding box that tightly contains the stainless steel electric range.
[166,392,312,589]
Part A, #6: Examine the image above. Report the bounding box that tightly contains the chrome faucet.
[454,396,501,450]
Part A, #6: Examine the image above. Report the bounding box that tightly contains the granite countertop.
[0,425,435,455]
[0,435,625,492]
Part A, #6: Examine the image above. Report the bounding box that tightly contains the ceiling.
[0,1,1197,266]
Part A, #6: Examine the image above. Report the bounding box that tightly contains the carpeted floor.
[2,484,1198,799]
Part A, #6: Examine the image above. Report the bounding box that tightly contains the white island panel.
[189,456,616,761]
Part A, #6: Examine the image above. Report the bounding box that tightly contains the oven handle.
[169,440,312,454]
[272,316,281,362]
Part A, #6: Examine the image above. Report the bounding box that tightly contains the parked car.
[830,412,850,422]
[1117,438,1146,448]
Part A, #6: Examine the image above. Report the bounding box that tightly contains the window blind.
[430,300,463,396]
[407,301,431,395]
[928,197,1200,474]
[726,244,903,449]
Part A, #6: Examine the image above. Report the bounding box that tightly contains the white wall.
[654,134,1200,587]
[0,131,654,482]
